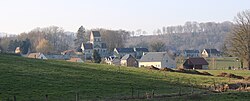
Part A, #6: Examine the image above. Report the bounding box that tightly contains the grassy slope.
[0,54,249,101]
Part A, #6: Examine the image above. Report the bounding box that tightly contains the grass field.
[177,57,243,70]
[0,53,250,101]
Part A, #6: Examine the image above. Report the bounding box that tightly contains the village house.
[120,54,138,67]
[27,53,47,59]
[182,50,200,57]
[81,31,107,59]
[201,49,221,57]
[15,47,21,54]
[183,57,209,69]
[81,43,93,59]
[133,48,149,59]
[104,56,121,66]
[139,52,176,69]
[113,48,135,59]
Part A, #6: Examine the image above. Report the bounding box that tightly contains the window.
[141,65,144,67]
[166,60,168,63]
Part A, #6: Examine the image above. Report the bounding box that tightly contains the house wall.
[83,49,93,59]
[161,55,176,68]
[201,50,209,57]
[139,62,161,69]
[202,65,208,70]
[127,57,138,67]
[120,60,127,66]
[201,50,221,58]
[121,58,138,67]
[98,49,107,57]
[38,54,47,60]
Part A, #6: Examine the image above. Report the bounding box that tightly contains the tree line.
[0,26,130,54]
[127,21,234,51]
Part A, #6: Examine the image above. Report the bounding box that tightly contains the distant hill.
[126,21,233,51]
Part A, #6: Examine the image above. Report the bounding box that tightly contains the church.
[81,31,107,59]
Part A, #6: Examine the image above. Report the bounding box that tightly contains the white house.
[201,49,221,57]
[139,52,176,69]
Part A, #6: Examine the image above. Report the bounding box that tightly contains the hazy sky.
[0,0,249,34]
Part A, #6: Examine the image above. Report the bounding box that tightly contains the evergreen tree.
[20,38,31,54]
[93,50,101,63]
[7,40,22,53]
[74,26,85,51]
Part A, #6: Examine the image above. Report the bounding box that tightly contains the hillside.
[126,21,233,51]
[0,54,250,100]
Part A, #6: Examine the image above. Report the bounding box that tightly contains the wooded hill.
[126,21,233,51]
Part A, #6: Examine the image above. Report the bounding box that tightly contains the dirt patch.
[217,72,244,79]
[245,76,250,81]
[149,67,213,76]
[147,65,160,70]
[160,68,175,72]
[175,68,213,76]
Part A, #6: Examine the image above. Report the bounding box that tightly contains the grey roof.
[134,48,149,52]
[115,48,134,53]
[92,31,101,37]
[121,54,135,60]
[204,49,220,54]
[44,55,70,60]
[140,52,168,62]
[184,50,199,53]
[83,43,93,49]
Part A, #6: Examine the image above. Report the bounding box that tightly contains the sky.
[0,0,250,34]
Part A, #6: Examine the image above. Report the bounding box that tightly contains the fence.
[2,78,245,101]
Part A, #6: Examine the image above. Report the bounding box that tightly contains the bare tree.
[150,41,166,52]
[225,10,250,70]
[36,39,53,54]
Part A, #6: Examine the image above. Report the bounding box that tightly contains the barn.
[183,57,209,69]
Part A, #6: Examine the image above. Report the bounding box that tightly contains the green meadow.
[0,54,249,101]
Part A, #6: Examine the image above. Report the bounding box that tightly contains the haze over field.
[0,0,250,34]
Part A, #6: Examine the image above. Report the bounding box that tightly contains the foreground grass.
[0,54,249,101]
[152,92,250,101]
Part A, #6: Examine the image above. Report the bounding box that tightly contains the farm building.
[183,57,209,69]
